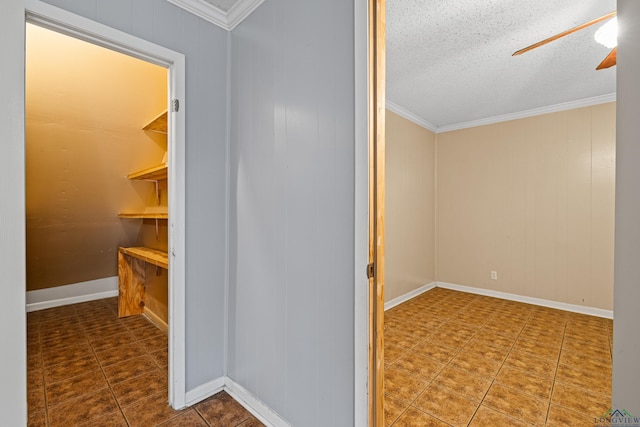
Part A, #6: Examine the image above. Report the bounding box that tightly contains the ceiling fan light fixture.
[595,17,617,48]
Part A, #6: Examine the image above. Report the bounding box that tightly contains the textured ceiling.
[201,0,239,13]
[387,0,617,130]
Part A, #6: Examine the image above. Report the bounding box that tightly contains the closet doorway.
[24,4,186,411]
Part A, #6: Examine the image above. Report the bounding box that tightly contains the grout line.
[117,308,170,427]
[85,302,132,427]
[71,300,153,426]
[37,320,52,427]
[449,299,512,425]
[193,405,213,427]
[543,321,568,426]
[389,295,497,425]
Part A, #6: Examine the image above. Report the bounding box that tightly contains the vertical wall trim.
[167,52,187,409]
[354,0,370,425]
[223,29,232,378]
[0,0,26,423]
[434,133,438,280]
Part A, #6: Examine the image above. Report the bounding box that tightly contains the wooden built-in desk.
[118,213,168,219]
[118,246,168,317]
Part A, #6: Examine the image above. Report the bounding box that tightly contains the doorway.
[25,21,170,423]
[24,4,187,410]
[370,1,615,426]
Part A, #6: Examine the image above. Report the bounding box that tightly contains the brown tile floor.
[384,288,613,427]
[27,297,264,427]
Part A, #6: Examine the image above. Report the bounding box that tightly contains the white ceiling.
[387,0,617,131]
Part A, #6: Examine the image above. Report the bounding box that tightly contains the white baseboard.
[385,282,436,311]
[224,378,290,427]
[183,376,289,427]
[143,307,169,334]
[436,281,614,319]
[26,277,118,312]
[185,377,225,407]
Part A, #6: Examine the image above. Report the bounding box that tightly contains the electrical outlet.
[491,271,497,280]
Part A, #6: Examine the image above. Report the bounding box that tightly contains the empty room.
[383,0,617,425]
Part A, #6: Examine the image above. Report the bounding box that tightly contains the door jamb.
[368,0,386,425]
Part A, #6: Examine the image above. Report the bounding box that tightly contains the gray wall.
[613,0,640,415]
[228,0,356,425]
[39,0,229,391]
[0,1,27,425]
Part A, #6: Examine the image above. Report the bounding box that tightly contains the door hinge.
[367,262,375,279]
[171,99,180,112]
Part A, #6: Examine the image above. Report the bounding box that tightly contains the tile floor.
[27,297,264,427]
[384,288,613,427]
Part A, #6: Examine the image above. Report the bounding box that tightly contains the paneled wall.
[613,0,640,413]
[40,0,229,391]
[229,0,356,425]
[385,110,436,301]
[437,103,616,310]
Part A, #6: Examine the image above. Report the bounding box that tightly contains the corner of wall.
[223,28,233,378]
[433,130,439,282]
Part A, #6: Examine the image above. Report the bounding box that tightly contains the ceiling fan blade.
[596,47,617,70]
[513,11,617,56]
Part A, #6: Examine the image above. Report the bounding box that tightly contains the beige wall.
[26,24,167,291]
[436,103,616,310]
[385,110,436,301]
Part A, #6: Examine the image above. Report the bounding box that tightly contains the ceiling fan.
[513,11,617,70]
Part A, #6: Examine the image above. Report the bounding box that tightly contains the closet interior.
[26,22,170,349]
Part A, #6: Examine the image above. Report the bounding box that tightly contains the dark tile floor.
[384,288,613,426]
[27,297,264,427]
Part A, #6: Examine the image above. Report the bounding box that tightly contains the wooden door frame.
[368,0,386,425]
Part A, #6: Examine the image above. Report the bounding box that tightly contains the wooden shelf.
[127,164,167,181]
[119,115,169,320]
[143,111,167,134]
[118,213,168,219]
[119,246,168,269]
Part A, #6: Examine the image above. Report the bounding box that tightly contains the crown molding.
[437,92,617,133]
[386,100,438,133]
[227,0,265,30]
[165,0,264,31]
[388,93,616,134]
[166,0,227,29]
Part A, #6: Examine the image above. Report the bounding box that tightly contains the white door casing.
[23,0,188,409]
